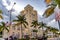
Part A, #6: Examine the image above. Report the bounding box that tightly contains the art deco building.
[20,4,37,28]
[20,4,38,37]
[3,4,38,38]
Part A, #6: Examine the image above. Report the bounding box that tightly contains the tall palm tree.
[0,10,3,37]
[31,20,39,38]
[38,22,46,34]
[31,20,39,28]
[13,15,28,38]
[0,10,3,19]
[0,22,9,32]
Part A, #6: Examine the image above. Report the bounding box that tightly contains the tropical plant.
[0,22,9,32]
[44,26,51,34]
[43,0,60,31]
[0,10,3,19]
[13,15,28,38]
[0,22,9,37]
[50,27,59,34]
[46,26,59,37]
[31,20,39,28]
[0,10,3,38]
[31,20,39,38]
[38,22,46,33]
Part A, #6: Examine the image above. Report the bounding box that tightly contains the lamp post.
[8,2,16,25]
[8,2,16,37]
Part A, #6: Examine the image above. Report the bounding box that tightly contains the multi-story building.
[20,4,38,38]
[3,4,38,39]
[20,4,37,27]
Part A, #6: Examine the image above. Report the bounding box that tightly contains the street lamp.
[8,2,16,25]
[8,2,16,38]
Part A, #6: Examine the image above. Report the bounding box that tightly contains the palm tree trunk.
[35,27,37,38]
[21,24,23,38]
[42,27,44,35]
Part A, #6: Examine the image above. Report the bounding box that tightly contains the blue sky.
[0,0,59,29]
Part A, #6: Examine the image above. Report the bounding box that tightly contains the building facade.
[20,4,38,38]
[3,4,38,39]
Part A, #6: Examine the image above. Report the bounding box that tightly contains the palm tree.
[0,22,9,32]
[13,15,28,38]
[0,22,9,37]
[38,22,46,34]
[0,10,3,37]
[31,20,39,38]
[46,26,51,31]
[0,10,3,19]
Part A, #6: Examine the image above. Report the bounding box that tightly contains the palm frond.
[0,26,4,32]
[38,22,46,28]
[13,20,19,22]
[13,15,28,29]
[43,7,55,18]
[23,23,26,28]
[0,22,9,32]
[5,27,9,32]
[31,20,39,28]
[24,21,28,25]
[31,25,34,27]
[0,15,3,19]
[0,10,2,13]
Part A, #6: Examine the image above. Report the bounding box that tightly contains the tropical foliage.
[31,20,39,28]
[38,22,46,29]
[13,15,28,38]
[0,10,3,19]
[45,26,59,37]
[0,22,9,32]
[31,20,39,38]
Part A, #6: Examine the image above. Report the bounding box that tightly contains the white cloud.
[47,19,59,29]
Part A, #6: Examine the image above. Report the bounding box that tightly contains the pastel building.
[3,4,38,38]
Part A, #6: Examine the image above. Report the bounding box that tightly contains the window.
[17,27,20,30]
[32,14,35,16]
